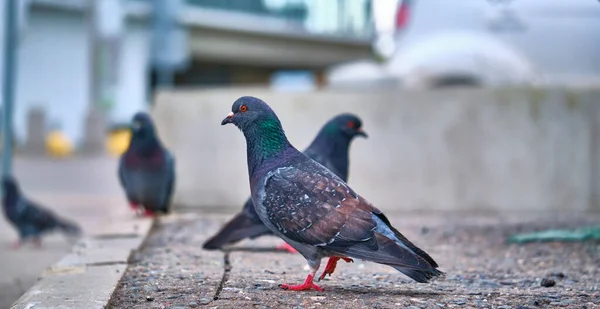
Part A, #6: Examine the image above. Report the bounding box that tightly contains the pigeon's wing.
[241,197,264,224]
[118,154,139,203]
[162,150,176,211]
[20,199,59,231]
[261,161,378,250]
[117,156,129,191]
[261,161,440,277]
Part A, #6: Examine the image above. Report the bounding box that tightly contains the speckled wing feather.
[261,158,439,273]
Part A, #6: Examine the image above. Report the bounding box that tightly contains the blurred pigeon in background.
[2,176,82,249]
[118,112,175,217]
[221,96,442,291]
[203,113,367,252]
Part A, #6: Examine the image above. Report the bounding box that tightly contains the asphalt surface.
[109,211,600,309]
[0,156,129,309]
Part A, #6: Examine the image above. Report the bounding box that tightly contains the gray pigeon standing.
[221,96,442,291]
[118,112,175,216]
[203,114,368,252]
[2,176,82,249]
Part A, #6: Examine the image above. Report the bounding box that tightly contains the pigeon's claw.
[276,242,298,254]
[280,273,323,292]
[318,257,354,281]
[129,202,140,210]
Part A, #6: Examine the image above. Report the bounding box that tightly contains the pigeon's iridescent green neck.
[245,118,290,175]
[254,119,288,157]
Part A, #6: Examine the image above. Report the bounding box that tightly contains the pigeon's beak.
[221,112,234,125]
[356,127,368,138]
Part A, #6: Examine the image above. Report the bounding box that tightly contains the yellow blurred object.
[45,131,74,158]
[106,129,132,156]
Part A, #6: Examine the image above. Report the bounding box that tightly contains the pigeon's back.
[303,147,345,182]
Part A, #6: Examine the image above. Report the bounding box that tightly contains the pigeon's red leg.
[280,269,324,292]
[32,237,42,248]
[10,240,21,250]
[318,257,354,281]
[276,242,298,254]
[142,209,155,217]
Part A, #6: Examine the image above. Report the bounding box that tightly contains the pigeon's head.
[221,96,282,132]
[326,114,368,139]
[130,112,156,138]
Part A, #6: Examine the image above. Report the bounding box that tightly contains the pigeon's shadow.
[223,246,288,253]
[326,286,443,297]
[257,284,444,298]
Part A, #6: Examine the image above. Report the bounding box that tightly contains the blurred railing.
[132,0,374,38]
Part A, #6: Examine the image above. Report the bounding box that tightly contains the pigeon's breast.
[125,168,170,203]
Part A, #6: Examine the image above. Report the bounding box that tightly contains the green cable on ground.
[508,226,600,244]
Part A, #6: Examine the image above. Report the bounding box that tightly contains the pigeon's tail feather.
[56,218,82,236]
[391,265,444,283]
[203,212,272,250]
[343,233,443,283]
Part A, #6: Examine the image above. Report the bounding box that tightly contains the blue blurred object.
[151,0,189,89]
[2,0,18,177]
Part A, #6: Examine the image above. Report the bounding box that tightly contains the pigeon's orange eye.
[347,121,355,128]
[240,105,248,112]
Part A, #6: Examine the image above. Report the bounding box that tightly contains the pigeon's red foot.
[10,240,21,250]
[280,274,323,292]
[129,202,140,210]
[318,257,354,281]
[276,242,298,254]
[142,209,156,217]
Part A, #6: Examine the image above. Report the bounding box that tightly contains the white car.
[327,0,600,89]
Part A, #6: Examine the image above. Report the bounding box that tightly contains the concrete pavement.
[108,211,600,308]
[0,156,130,309]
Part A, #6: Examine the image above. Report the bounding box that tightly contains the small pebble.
[454,299,467,305]
[189,301,198,308]
[199,298,210,305]
[540,278,556,287]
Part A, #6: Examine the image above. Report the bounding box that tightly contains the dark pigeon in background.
[118,112,175,217]
[221,96,442,292]
[203,114,368,252]
[2,176,82,249]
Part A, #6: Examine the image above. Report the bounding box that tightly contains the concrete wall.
[151,87,600,213]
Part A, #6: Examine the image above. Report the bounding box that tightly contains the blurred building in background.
[0,0,375,149]
[328,0,600,90]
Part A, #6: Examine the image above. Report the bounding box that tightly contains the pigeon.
[2,176,82,249]
[221,96,443,291]
[203,114,368,252]
[118,112,175,216]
